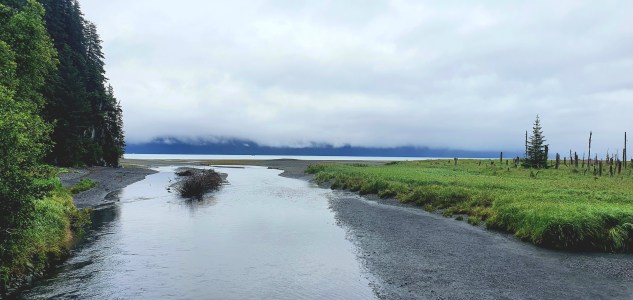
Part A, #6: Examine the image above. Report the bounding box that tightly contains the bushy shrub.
[175,170,194,177]
[174,170,222,198]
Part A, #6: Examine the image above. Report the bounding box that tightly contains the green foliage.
[308,160,633,252]
[468,216,483,226]
[0,1,65,293]
[38,0,125,167]
[525,115,548,168]
[0,0,56,253]
[68,178,97,194]
[0,178,89,293]
[0,0,116,293]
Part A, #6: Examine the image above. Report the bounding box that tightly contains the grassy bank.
[307,160,633,252]
[1,177,89,294]
[68,178,97,194]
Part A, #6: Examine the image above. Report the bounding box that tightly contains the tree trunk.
[588,131,592,170]
[618,160,622,175]
[599,160,603,176]
[624,132,627,170]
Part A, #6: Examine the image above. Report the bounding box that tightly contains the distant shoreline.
[124,153,496,161]
[63,158,372,208]
[121,157,380,180]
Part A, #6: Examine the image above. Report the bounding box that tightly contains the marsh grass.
[307,160,633,252]
[68,178,97,194]
[1,177,89,293]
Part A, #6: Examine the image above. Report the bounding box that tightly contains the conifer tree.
[525,115,548,168]
[101,85,125,166]
[38,0,125,166]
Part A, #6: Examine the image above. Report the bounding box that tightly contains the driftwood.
[174,169,223,198]
[175,170,194,176]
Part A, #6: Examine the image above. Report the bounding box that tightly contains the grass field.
[307,159,633,252]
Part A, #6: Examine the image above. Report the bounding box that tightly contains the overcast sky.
[80,0,632,155]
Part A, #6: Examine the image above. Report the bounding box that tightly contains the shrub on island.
[174,170,222,198]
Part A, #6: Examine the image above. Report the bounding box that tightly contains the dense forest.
[2,0,124,168]
[38,0,124,166]
[1,0,123,293]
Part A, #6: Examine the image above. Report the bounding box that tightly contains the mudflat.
[330,192,633,299]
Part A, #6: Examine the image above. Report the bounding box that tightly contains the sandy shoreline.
[60,166,157,208]
[64,158,633,299]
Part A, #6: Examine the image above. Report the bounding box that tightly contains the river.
[19,166,376,299]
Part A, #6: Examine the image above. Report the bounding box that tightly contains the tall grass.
[68,178,97,194]
[1,177,89,294]
[307,160,633,252]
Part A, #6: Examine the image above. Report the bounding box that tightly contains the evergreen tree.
[37,0,124,166]
[525,115,548,168]
[101,85,125,166]
[0,0,57,279]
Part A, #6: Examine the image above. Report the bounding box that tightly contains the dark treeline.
[1,0,123,293]
[38,0,124,166]
[3,0,124,167]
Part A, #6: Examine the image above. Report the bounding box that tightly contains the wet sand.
[60,166,157,208]
[330,192,633,299]
[85,158,633,299]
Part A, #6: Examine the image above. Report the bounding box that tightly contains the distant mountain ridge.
[126,138,519,158]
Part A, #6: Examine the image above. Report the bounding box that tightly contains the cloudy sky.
[80,0,632,155]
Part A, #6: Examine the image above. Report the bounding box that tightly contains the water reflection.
[181,195,219,216]
[19,166,375,299]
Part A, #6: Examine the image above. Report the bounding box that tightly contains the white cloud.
[80,0,633,155]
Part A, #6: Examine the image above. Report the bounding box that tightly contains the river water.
[19,166,376,299]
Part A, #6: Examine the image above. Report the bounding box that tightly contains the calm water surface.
[20,166,376,299]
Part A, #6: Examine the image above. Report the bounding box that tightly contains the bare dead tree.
[588,131,592,170]
[599,160,603,176]
[618,160,622,175]
[624,132,627,170]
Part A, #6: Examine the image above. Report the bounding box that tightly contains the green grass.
[69,178,97,194]
[307,160,633,252]
[1,177,90,293]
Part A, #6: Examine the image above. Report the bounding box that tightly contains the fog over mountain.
[126,137,519,158]
[82,0,632,156]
